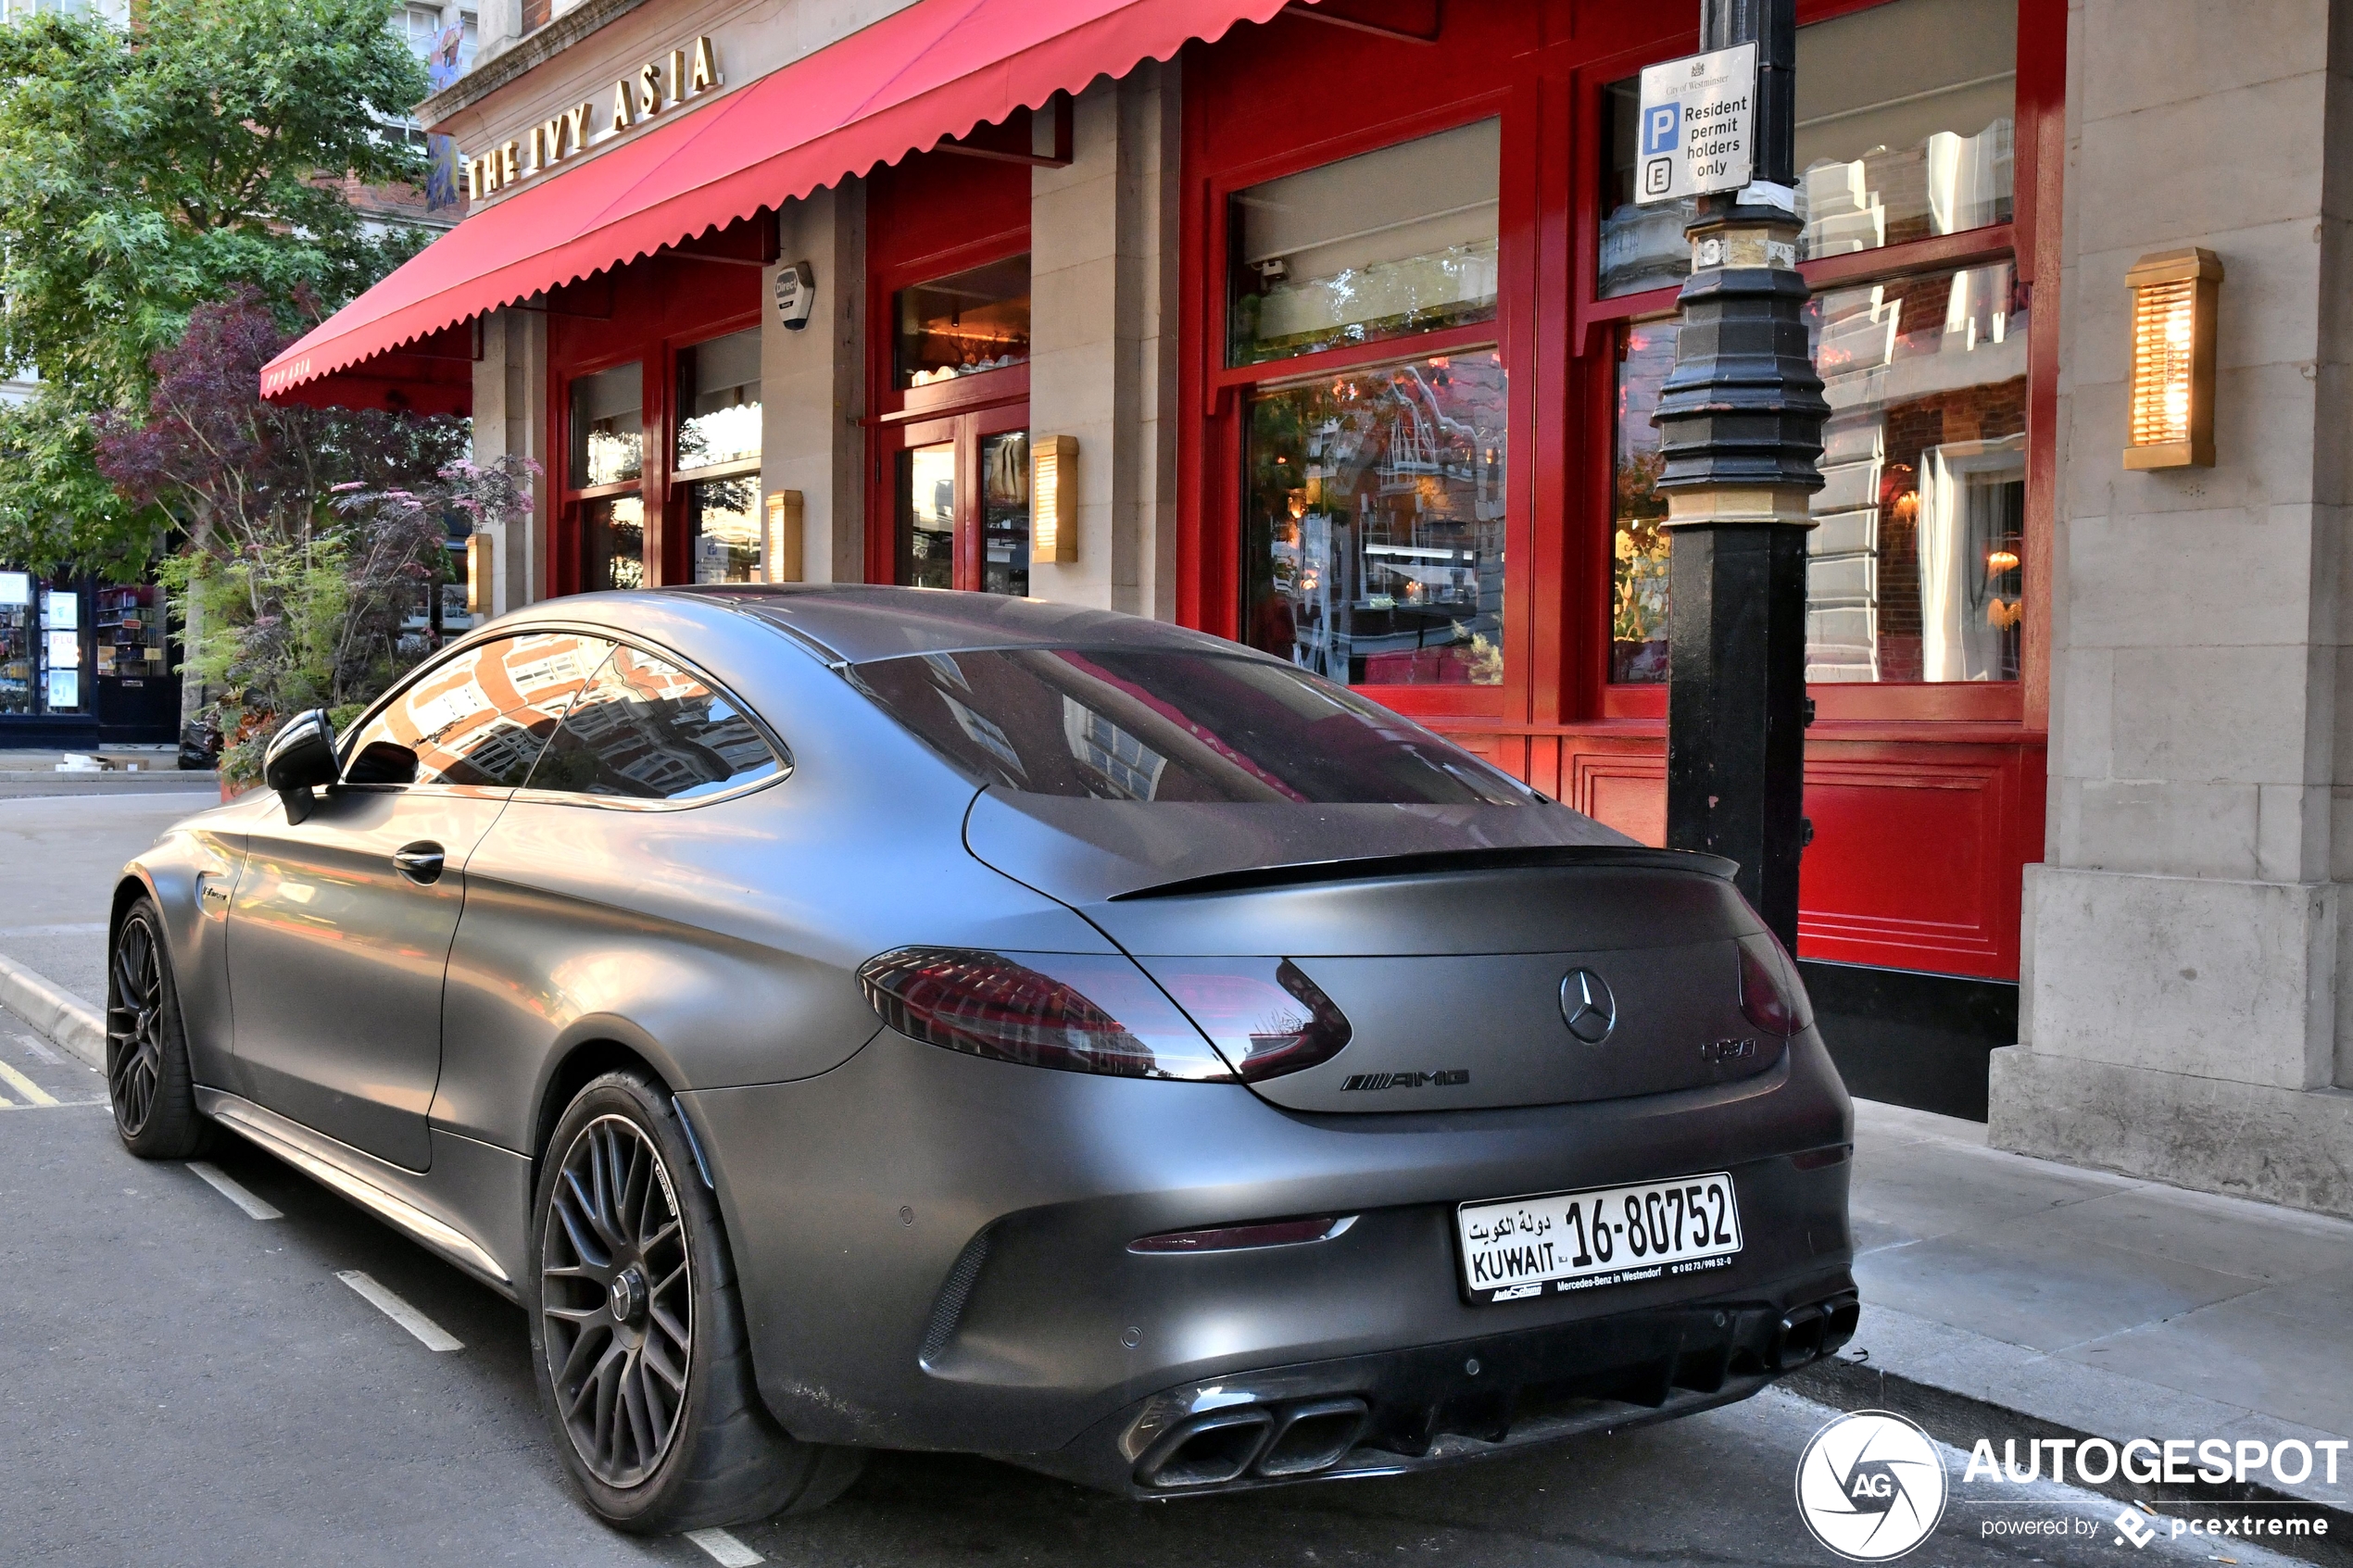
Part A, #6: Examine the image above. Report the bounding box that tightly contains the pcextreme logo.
[1794,1410,1950,1562]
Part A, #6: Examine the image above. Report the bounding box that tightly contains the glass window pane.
[981,430,1029,597]
[849,647,1539,805]
[1808,261,2026,682]
[686,475,760,584]
[894,256,1029,390]
[582,495,645,591]
[677,329,761,470]
[1612,320,1677,684]
[569,362,643,488]
[1228,119,1499,367]
[525,644,782,800]
[897,443,955,589]
[1599,0,2018,297]
[1242,351,1507,688]
[1606,261,2027,685]
[1796,0,2015,262]
[344,632,612,787]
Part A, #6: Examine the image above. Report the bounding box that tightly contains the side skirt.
[196,1088,519,1300]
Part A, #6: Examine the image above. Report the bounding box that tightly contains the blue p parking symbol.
[1642,104,1679,156]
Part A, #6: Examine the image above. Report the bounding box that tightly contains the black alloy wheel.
[528,1073,865,1531]
[106,898,211,1159]
[542,1112,696,1487]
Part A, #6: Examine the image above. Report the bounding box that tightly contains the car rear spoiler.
[1105,844,1741,901]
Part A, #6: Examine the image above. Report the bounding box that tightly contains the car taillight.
[1737,932,1812,1036]
[1145,959,1353,1082]
[857,947,1236,1082]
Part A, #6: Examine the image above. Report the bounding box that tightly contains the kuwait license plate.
[1456,1173,1742,1304]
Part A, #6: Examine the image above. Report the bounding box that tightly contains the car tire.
[106,897,214,1160]
[530,1072,864,1532]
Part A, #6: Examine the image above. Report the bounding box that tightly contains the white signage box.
[1634,43,1757,206]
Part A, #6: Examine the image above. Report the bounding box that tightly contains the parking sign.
[1634,43,1756,205]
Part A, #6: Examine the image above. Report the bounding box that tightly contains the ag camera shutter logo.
[1794,1410,1949,1561]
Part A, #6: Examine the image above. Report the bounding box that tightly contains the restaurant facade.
[263,0,2353,1215]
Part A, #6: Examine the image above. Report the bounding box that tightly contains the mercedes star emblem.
[1559,969,1617,1044]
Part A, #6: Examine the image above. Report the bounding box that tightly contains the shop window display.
[979,431,1030,598]
[894,256,1030,389]
[1599,0,2016,298]
[1243,352,1508,687]
[1611,261,2026,684]
[1227,119,1499,368]
[582,495,646,592]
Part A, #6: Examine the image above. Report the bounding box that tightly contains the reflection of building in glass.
[552,649,773,797]
[360,633,606,783]
[1062,696,1166,800]
[1806,262,2026,683]
[1247,352,1506,687]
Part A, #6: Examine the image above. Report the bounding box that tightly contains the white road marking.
[686,1528,763,1566]
[186,1160,282,1221]
[0,1059,58,1107]
[0,922,108,937]
[12,1032,64,1066]
[335,1270,463,1352]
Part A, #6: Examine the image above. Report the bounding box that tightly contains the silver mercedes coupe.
[103,584,1856,1532]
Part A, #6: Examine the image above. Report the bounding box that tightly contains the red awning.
[262,0,1301,404]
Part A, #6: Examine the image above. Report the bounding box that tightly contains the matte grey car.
[103,584,1857,1532]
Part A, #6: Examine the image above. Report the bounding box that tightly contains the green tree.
[0,0,432,575]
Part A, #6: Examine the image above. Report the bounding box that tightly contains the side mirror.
[262,709,339,825]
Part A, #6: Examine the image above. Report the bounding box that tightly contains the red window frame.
[545,245,764,596]
[862,151,1032,588]
[1187,82,1536,726]
[1575,0,2064,731]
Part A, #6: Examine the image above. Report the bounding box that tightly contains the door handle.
[392,842,447,885]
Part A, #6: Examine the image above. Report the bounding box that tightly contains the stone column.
[470,304,550,613]
[1026,65,1181,618]
[1987,0,2353,1216]
[761,181,867,583]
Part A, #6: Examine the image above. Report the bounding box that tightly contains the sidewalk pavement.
[0,790,2346,1525]
[0,747,216,799]
[1802,1098,2353,1514]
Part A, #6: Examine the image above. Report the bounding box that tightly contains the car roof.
[653,583,1262,666]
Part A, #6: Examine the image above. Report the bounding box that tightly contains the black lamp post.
[1650,0,1827,953]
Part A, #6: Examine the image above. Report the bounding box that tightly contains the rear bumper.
[681,1024,1854,1469]
[1035,1282,1860,1497]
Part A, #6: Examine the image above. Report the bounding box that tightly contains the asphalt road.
[0,786,217,1003]
[0,1002,2308,1568]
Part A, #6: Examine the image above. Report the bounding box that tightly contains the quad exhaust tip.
[1135,1397,1370,1488]
[1773,1292,1861,1372]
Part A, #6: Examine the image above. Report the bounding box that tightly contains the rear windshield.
[848,646,1538,805]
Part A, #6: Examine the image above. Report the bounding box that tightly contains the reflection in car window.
[849,648,1538,806]
[523,644,782,801]
[343,633,613,788]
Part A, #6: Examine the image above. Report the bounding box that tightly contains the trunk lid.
[963,791,1785,1111]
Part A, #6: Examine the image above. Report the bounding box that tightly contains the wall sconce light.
[763,490,803,582]
[1032,434,1078,563]
[2124,247,2221,470]
[465,533,494,618]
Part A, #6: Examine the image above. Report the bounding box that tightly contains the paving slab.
[1831,1098,2353,1511]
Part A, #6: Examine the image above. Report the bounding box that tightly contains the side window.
[342,633,615,788]
[524,644,782,802]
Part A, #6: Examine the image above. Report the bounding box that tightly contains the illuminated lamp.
[1032,434,1078,564]
[2123,247,2222,470]
[465,533,494,617]
[763,491,803,583]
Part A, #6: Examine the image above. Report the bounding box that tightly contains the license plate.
[1456,1173,1742,1305]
